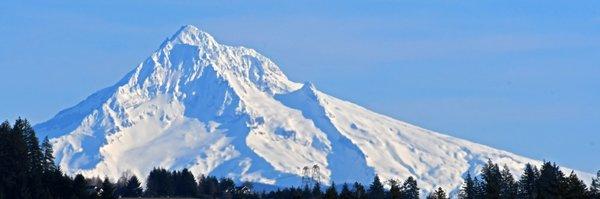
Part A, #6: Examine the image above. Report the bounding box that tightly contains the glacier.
[34,25,591,195]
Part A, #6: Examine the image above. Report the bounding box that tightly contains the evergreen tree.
[353,182,366,199]
[339,183,353,199]
[100,177,115,199]
[499,165,517,199]
[427,187,448,199]
[325,181,338,199]
[219,177,236,196]
[173,169,198,197]
[13,118,46,198]
[459,173,478,199]
[400,176,419,199]
[517,163,539,199]
[123,175,143,197]
[389,179,401,199]
[73,174,90,199]
[313,182,323,198]
[367,175,385,199]
[40,137,58,174]
[145,167,173,197]
[590,171,600,199]
[0,121,29,199]
[536,162,566,198]
[481,159,502,199]
[563,171,587,199]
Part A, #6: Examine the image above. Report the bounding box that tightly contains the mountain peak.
[168,25,217,46]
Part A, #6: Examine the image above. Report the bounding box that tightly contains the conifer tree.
[590,171,600,199]
[313,182,323,198]
[40,137,57,174]
[389,179,401,199]
[368,175,385,199]
[353,182,366,199]
[339,183,353,199]
[482,159,502,199]
[536,162,566,198]
[325,181,338,199]
[517,163,539,199]
[563,171,587,199]
[500,165,517,199]
[123,175,143,197]
[101,177,116,199]
[459,173,478,199]
[72,174,90,199]
[400,176,419,199]
[174,169,198,197]
[427,187,448,199]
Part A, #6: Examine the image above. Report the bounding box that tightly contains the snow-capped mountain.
[35,25,590,194]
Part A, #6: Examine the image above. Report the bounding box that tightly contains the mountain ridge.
[34,25,591,195]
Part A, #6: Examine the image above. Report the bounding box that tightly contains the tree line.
[1,118,600,199]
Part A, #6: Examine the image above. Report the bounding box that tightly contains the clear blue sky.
[1,1,599,172]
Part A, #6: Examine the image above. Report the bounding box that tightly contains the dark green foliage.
[536,161,567,198]
[482,159,502,199]
[325,181,338,199]
[72,174,90,199]
[100,177,116,199]
[173,169,198,197]
[0,119,79,199]
[353,182,366,199]
[500,165,517,199]
[145,167,173,197]
[517,163,539,199]
[339,183,353,199]
[122,175,143,197]
[368,175,385,199]
[388,179,401,199]
[591,171,600,199]
[427,187,448,199]
[564,171,588,199]
[312,182,323,198]
[459,173,478,199]
[400,176,419,199]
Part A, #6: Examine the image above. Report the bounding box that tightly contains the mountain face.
[35,25,589,194]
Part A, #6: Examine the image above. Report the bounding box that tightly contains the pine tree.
[389,179,401,199]
[72,174,90,199]
[590,171,600,199]
[368,175,385,199]
[339,183,353,199]
[100,177,115,199]
[145,167,173,197]
[499,165,517,199]
[353,182,366,199]
[517,163,539,199]
[313,182,323,198]
[563,171,587,199]
[482,159,502,199]
[400,176,419,199]
[459,173,478,199]
[427,187,448,199]
[325,181,338,199]
[40,137,57,174]
[123,175,143,197]
[536,162,566,198]
[301,184,312,199]
[174,169,198,197]
[13,118,46,198]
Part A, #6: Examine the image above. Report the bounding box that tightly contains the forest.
[1,118,599,199]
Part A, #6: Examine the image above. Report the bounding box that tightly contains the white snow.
[34,25,592,196]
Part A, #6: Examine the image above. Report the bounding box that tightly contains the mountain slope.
[35,25,590,194]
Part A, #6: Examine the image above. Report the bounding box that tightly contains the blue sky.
[1,1,599,172]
